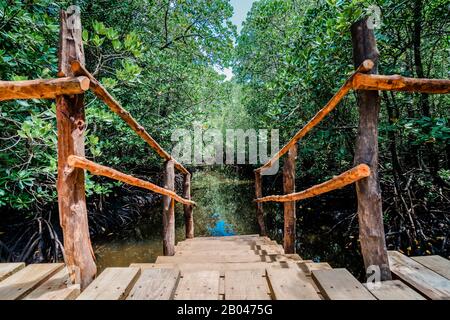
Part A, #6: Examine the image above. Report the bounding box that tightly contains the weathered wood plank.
[0,263,64,300]
[224,270,270,300]
[24,268,80,300]
[388,251,450,300]
[266,268,320,300]
[76,267,140,300]
[364,280,425,300]
[298,262,332,276]
[183,173,194,239]
[411,255,450,280]
[174,270,220,300]
[312,269,375,300]
[157,254,298,264]
[127,268,180,300]
[0,263,25,282]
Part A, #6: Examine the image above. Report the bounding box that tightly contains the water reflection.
[93,169,258,272]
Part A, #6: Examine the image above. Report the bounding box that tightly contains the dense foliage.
[234,0,449,256]
[0,0,449,262]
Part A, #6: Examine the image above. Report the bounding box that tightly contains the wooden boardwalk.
[0,235,449,300]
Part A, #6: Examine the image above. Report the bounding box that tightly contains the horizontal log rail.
[0,76,90,101]
[353,73,450,94]
[67,155,195,206]
[70,61,189,175]
[255,164,370,203]
[255,60,375,174]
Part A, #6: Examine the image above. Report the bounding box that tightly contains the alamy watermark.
[171,123,280,175]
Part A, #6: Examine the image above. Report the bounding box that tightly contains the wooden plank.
[364,280,425,300]
[266,268,320,300]
[77,267,140,300]
[0,263,25,282]
[174,270,220,300]
[298,262,332,276]
[0,263,64,300]
[129,263,175,269]
[24,268,80,300]
[224,270,270,300]
[312,269,375,300]
[388,251,450,300]
[127,268,180,300]
[183,173,194,239]
[175,250,271,256]
[157,254,297,264]
[411,255,450,280]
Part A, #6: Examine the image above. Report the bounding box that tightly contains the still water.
[93,169,259,272]
[93,169,365,278]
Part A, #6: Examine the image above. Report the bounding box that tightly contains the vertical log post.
[255,171,267,236]
[351,17,392,281]
[183,173,194,239]
[56,8,96,289]
[163,160,176,255]
[283,145,297,254]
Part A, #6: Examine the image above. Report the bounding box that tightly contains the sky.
[216,0,257,81]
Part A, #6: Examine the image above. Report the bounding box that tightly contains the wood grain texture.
[0,263,64,300]
[312,268,375,300]
[283,145,297,253]
[364,280,425,300]
[266,268,320,300]
[23,268,80,300]
[353,73,450,94]
[56,9,96,290]
[163,160,176,256]
[67,155,194,205]
[77,267,140,300]
[0,263,25,282]
[298,262,332,276]
[351,17,391,281]
[224,270,270,300]
[127,268,180,300]
[388,251,450,300]
[0,77,90,101]
[174,270,220,300]
[411,255,450,280]
[256,164,370,203]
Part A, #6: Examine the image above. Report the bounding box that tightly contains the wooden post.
[183,173,194,239]
[255,172,267,236]
[351,17,392,281]
[283,145,297,254]
[56,9,96,289]
[163,160,176,255]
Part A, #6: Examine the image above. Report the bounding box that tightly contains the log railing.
[254,58,450,261]
[0,8,194,289]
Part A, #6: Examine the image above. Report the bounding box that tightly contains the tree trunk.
[283,145,297,254]
[183,173,194,239]
[56,9,96,290]
[351,17,392,281]
[255,172,267,236]
[162,160,175,256]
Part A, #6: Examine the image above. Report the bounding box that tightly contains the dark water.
[93,169,365,278]
[93,169,260,272]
